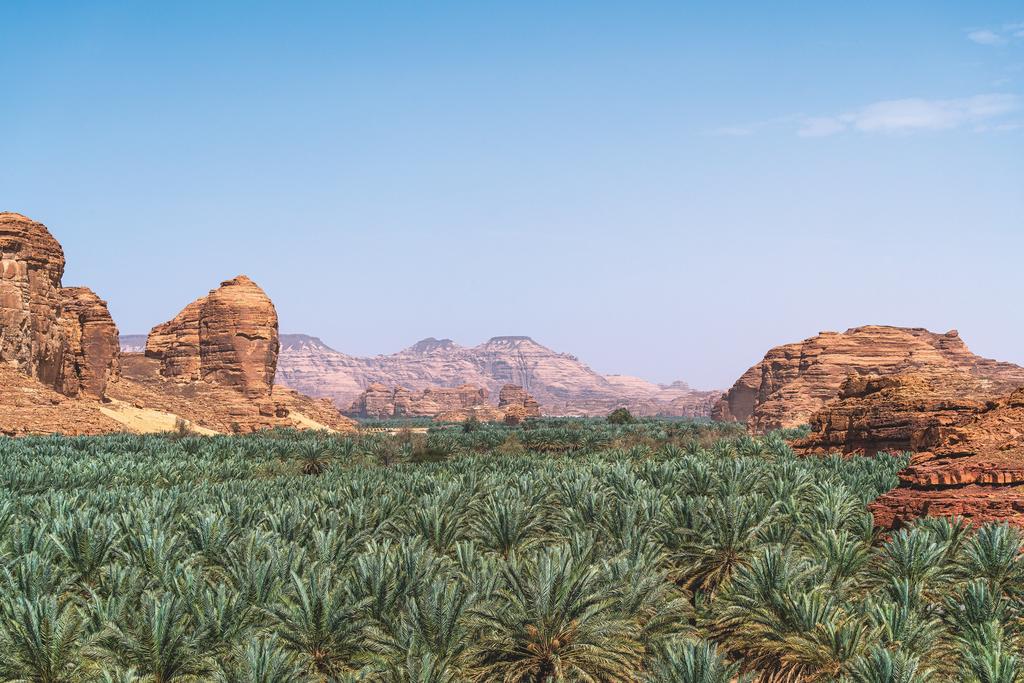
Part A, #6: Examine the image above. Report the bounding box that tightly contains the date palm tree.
[646,640,752,683]
[271,568,368,676]
[0,595,88,683]
[468,545,642,682]
[95,590,214,682]
[216,636,307,683]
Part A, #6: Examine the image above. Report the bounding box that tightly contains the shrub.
[607,407,635,424]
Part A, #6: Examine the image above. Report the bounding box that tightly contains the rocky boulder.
[498,384,541,417]
[146,276,279,397]
[57,287,120,398]
[0,213,67,386]
[714,326,1024,432]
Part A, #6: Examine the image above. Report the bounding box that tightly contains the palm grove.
[0,419,1022,682]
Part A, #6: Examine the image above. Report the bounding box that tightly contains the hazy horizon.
[3,2,1022,389]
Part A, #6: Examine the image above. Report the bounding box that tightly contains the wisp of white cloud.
[967,22,1024,44]
[968,29,1007,45]
[797,94,1022,137]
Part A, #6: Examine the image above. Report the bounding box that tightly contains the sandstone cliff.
[115,275,352,433]
[0,212,68,387]
[57,287,120,398]
[0,211,354,435]
[0,214,120,400]
[273,334,718,417]
[792,370,1024,528]
[714,326,1024,432]
[346,383,491,419]
[146,276,278,397]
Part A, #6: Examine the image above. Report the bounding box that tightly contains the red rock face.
[714,326,1024,432]
[498,384,542,418]
[346,383,490,419]
[146,299,203,382]
[57,287,120,398]
[793,369,1024,528]
[146,276,279,397]
[865,388,1024,528]
[0,213,67,386]
[795,372,991,456]
[199,276,278,396]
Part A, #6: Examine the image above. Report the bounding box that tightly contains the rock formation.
[795,371,991,456]
[0,213,119,400]
[0,212,352,435]
[274,334,719,417]
[115,275,354,433]
[57,287,120,398]
[146,299,203,383]
[498,384,541,418]
[0,212,67,386]
[346,383,491,419]
[146,276,278,397]
[432,385,542,424]
[714,326,1024,432]
[790,368,1024,528]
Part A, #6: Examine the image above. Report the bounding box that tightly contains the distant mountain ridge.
[234,334,719,417]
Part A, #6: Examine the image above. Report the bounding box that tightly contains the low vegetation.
[0,420,1018,681]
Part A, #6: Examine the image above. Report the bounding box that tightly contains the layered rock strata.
[498,384,542,418]
[57,287,120,398]
[793,369,1024,528]
[275,334,719,417]
[346,383,491,419]
[714,326,1024,432]
[0,212,67,386]
[146,276,278,397]
[867,387,1024,528]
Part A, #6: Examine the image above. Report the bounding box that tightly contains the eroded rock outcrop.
[146,299,203,382]
[0,214,119,401]
[57,287,120,398]
[498,384,541,418]
[0,213,67,386]
[116,275,354,433]
[146,276,278,397]
[714,326,1024,432]
[792,368,1024,528]
[346,383,490,419]
[795,371,993,456]
[866,387,1024,528]
[0,212,354,435]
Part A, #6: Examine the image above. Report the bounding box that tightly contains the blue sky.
[2,2,1021,388]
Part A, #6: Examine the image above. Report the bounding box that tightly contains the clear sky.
[2,2,1021,389]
